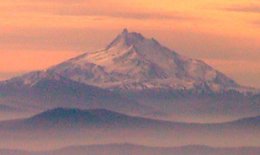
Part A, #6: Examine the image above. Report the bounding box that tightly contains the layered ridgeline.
[0,108,259,150]
[1,144,260,155]
[0,29,259,122]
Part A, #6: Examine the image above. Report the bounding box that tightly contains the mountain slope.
[0,71,149,115]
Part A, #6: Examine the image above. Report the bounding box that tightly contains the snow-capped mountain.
[47,29,245,92]
[0,29,259,122]
[2,29,254,93]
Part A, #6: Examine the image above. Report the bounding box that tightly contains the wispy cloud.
[221,4,260,28]
[252,20,260,28]
[0,27,111,51]
[224,5,260,14]
[0,1,197,21]
[55,10,194,21]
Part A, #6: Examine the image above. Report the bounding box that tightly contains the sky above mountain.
[0,0,259,87]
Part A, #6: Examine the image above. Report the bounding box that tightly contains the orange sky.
[0,0,260,87]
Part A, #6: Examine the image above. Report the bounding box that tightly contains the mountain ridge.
[1,107,259,128]
[1,144,259,155]
[0,108,259,150]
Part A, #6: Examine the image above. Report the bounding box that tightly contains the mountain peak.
[106,29,145,49]
[122,28,129,34]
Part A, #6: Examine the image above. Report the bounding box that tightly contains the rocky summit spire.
[106,29,145,49]
[122,28,128,34]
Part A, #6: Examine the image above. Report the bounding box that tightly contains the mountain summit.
[48,29,241,91]
[106,28,145,49]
